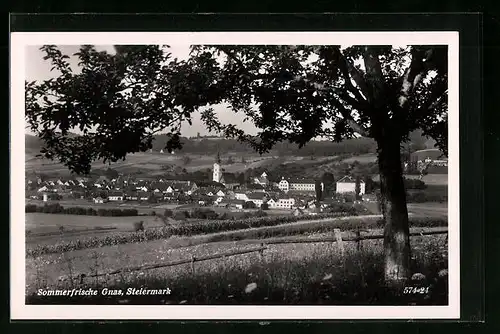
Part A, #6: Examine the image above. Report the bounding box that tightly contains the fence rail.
[68,228,448,282]
[263,227,448,245]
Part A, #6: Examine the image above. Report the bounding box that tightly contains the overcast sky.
[25,45,258,137]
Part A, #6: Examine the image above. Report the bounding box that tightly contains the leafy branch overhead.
[25,44,447,174]
[193,45,447,154]
[26,45,217,174]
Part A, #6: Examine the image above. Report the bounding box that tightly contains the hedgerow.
[25,203,138,216]
[27,212,350,257]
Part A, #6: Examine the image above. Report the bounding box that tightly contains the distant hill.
[25,134,43,154]
[411,148,446,161]
[25,129,437,158]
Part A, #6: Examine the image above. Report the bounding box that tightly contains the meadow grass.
[26,234,448,305]
[26,214,446,257]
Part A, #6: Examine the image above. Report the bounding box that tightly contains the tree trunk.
[377,137,411,288]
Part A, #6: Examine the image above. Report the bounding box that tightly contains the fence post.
[333,228,345,257]
[191,256,196,275]
[259,243,265,262]
[355,229,362,252]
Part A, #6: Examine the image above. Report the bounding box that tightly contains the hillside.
[25,133,378,158]
[410,149,446,161]
[26,129,436,158]
[25,129,438,177]
[25,134,43,155]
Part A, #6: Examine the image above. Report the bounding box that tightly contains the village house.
[37,185,49,193]
[253,172,269,186]
[278,177,322,193]
[137,191,150,201]
[246,192,267,207]
[93,196,108,204]
[108,192,125,201]
[136,185,149,192]
[230,199,246,210]
[266,197,276,208]
[234,192,249,202]
[152,183,169,194]
[336,176,366,195]
[267,195,295,209]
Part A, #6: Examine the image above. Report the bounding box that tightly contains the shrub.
[133,221,145,232]
[406,191,447,203]
[243,201,257,209]
[326,203,358,215]
[173,211,189,220]
[218,213,229,220]
[164,209,173,217]
[190,208,218,219]
[404,178,427,190]
[25,204,37,213]
[86,208,97,216]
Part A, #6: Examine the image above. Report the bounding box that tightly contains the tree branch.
[330,99,370,137]
[338,52,370,107]
[399,48,428,109]
[363,47,387,103]
[344,57,373,103]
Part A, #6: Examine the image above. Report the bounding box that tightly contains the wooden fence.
[70,227,448,283]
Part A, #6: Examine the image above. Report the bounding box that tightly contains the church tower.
[213,151,221,183]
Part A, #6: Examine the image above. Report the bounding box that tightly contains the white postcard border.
[10,31,460,320]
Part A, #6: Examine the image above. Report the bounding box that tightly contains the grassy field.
[372,173,448,186]
[25,213,447,285]
[362,202,447,218]
[26,227,448,303]
[25,199,174,213]
[26,152,271,175]
[341,153,378,164]
[25,213,164,245]
[407,203,448,219]
[25,151,365,179]
[404,174,448,186]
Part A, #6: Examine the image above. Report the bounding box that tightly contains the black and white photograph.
[10,31,459,319]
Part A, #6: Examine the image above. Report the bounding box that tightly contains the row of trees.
[162,208,268,221]
[149,133,379,157]
[25,203,139,216]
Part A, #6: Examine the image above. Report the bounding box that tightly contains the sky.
[25,45,258,137]
[25,44,416,140]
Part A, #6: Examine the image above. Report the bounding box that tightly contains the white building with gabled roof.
[336,176,365,195]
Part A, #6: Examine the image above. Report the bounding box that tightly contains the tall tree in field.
[25,44,448,287]
[355,175,362,200]
[321,172,336,195]
[315,180,323,205]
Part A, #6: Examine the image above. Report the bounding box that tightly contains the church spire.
[215,150,221,164]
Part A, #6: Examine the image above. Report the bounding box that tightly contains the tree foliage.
[26,45,447,174]
[26,45,217,174]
